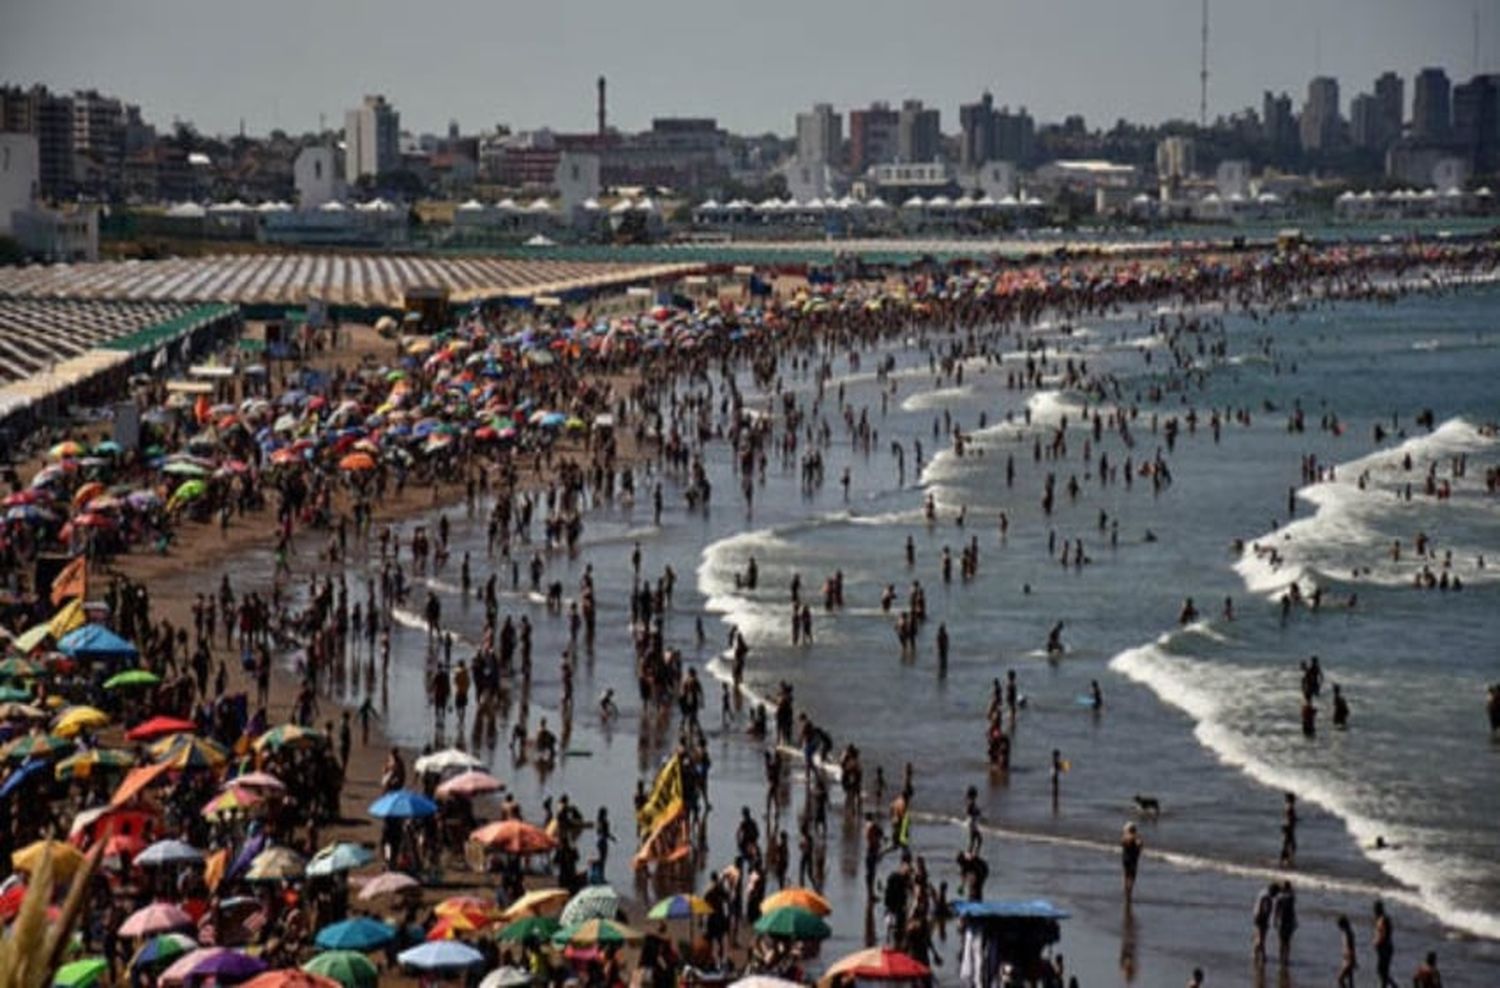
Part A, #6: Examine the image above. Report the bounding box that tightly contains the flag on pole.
[632,802,691,870]
[635,754,683,833]
[49,597,86,639]
[51,555,87,606]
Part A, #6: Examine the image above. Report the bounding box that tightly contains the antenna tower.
[1199,0,1209,127]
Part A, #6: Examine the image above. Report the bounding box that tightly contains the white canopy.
[902,196,926,209]
[166,202,206,218]
[457,199,486,211]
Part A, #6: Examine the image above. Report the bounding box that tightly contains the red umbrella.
[823,947,931,981]
[126,717,197,741]
[469,820,555,855]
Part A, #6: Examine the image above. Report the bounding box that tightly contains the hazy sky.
[3,0,1493,138]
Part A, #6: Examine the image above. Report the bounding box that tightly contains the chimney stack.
[597,76,607,137]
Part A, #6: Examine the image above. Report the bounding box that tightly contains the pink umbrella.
[119,902,194,937]
[435,770,503,800]
[355,871,420,902]
[223,771,285,793]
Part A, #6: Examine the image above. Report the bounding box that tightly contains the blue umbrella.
[0,758,47,801]
[315,917,396,951]
[398,941,485,973]
[368,790,437,819]
[306,841,375,877]
[57,625,139,664]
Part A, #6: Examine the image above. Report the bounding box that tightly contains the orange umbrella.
[760,886,832,916]
[111,761,171,807]
[469,820,556,855]
[241,971,340,988]
[71,482,106,509]
[338,452,375,471]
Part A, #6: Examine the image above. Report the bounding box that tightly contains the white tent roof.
[610,198,635,213]
[756,198,781,211]
[1021,194,1044,207]
[953,195,976,209]
[256,200,292,212]
[208,199,249,213]
[166,202,207,218]
[636,197,657,212]
[865,197,889,209]
[581,198,602,210]
[524,233,555,246]
[1257,192,1281,203]
[804,197,824,210]
[357,197,395,212]
[457,199,486,211]
[698,199,721,211]
[998,194,1020,207]
[496,198,519,211]
[1131,193,1154,204]
[902,196,926,209]
[927,195,953,208]
[975,194,997,208]
[528,197,552,211]
[319,200,347,212]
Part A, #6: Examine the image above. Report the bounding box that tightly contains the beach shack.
[952,899,1069,988]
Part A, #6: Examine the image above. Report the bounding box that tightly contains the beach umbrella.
[48,441,87,460]
[559,885,620,927]
[254,723,324,752]
[760,886,832,917]
[125,716,195,741]
[468,820,555,855]
[241,970,341,988]
[57,624,138,664]
[2,733,73,762]
[398,941,485,974]
[355,870,418,902]
[10,624,52,655]
[52,957,108,988]
[161,462,208,478]
[305,841,375,877]
[119,902,194,937]
[496,915,560,944]
[55,747,136,781]
[434,769,503,799]
[551,918,643,948]
[500,887,568,920]
[413,747,483,776]
[110,761,171,807]
[302,951,378,988]
[432,896,501,931]
[153,734,229,770]
[0,685,34,704]
[0,658,41,679]
[729,978,804,988]
[135,838,204,868]
[52,705,110,737]
[0,702,47,722]
[752,906,830,940]
[104,668,162,690]
[313,916,395,951]
[0,758,49,799]
[368,789,437,819]
[161,947,267,985]
[478,966,533,988]
[129,933,198,971]
[247,846,306,881]
[822,947,930,981]
[202,785,262,820]
[338,452,376,472]
[223,770,285,793]
[647,894,712,920]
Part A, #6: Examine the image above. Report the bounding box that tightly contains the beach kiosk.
[952,899,1069,988]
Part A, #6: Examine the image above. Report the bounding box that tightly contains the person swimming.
[1046,621,1066,655]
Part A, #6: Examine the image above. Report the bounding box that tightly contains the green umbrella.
[171,478,208,501]
[0,686,32,704]
[53,957,108,988]
[496,915,560,943]
[104,668,162,690]
[2,733,73,762]
[550,919,643,947]
[752,906,831,940]
[0,658,40,680]
[129,932,196,971]
[303,950,379,988]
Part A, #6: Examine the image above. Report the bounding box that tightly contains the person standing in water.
[1120,822,1143,905]
[1372,899,1396,988]
[1279,793,1298,868]
[1336,914,1358,988]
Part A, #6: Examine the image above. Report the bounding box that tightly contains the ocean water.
[300,281,1500,982]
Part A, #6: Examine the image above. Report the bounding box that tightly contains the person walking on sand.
[1336,914,1357,988]
[1372,899,1396,987]
[1252,882,1275,966]
[1121,822,1143,905]
[1273,881,1297,966]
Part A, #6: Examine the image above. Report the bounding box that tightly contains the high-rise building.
[1262,91,1298,156]
[959,91,997,169]
[1299,76,1341,152]
[1155,135,1197,179]
[848,103,899,173]
[71,90,125,195]
[0,85,75,200]
[1374,72,1405,142]
[993,106,1035,166]
[1350,94,1382,150]
[1412,68,1452,142]
[344,94,400,183]
[795,103,842,166]
[1453,74,1499,173]
[896,100,941,163]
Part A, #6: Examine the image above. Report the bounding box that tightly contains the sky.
[3,0,1493,139]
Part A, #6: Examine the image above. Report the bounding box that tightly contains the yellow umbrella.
[12,839,85,881]
[501,887,569,920]
[760,886,832,916]
[53,706,111,739]
[151,734,230,770]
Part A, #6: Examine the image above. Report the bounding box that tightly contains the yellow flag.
[636,754,683,832]
[49,598,86,639]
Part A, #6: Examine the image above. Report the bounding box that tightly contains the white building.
[344,95,400,183]
[294,146,345,210]
[795,104,842,166]
[554,152,600,219]
[0,134,40,235]
[1216,160,1251,200]
[962,160,1018,200]
[1,134,97,260]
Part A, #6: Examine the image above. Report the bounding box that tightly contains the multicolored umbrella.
[821,947,931,981]
[55,747,136,781]
[254,723,324,752]
[202,785,263,820]
[1,732,72,762]
[760,886,832,917]
[500,887,568,920]
[160,947,267,985]
[495,916,560,943]
[647,894,712,920]
[152,734,229,770]
[129,932,198,971]
[550,918,643,947]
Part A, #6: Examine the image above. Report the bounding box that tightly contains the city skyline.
[3,0,1493,139]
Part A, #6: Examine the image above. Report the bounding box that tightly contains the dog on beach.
[1133,794,1161,819]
